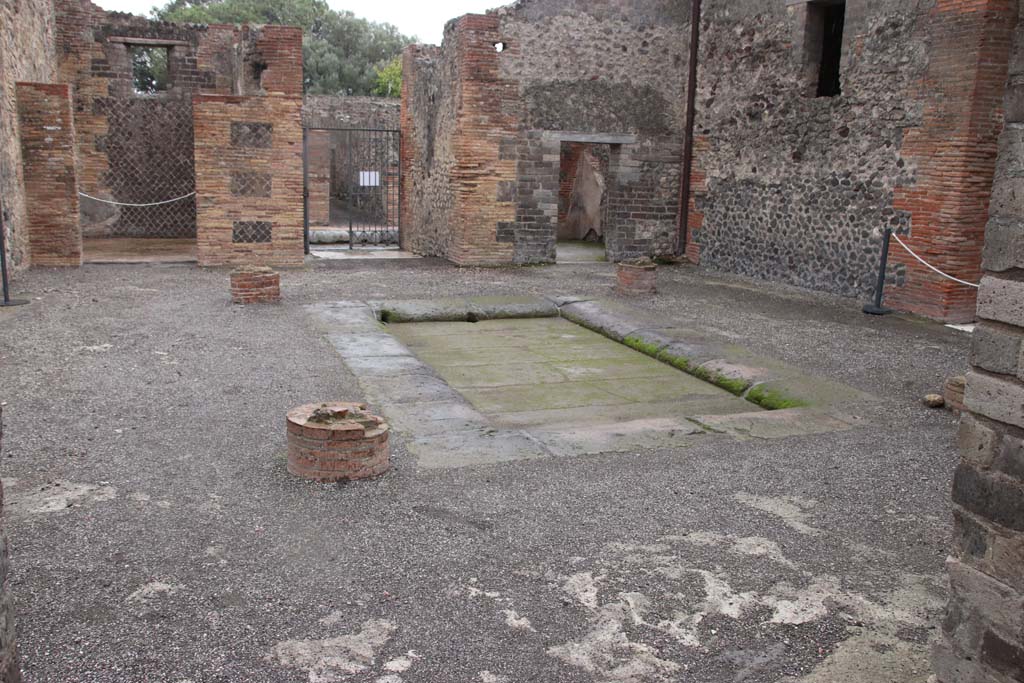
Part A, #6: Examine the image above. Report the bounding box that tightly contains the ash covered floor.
[0,257,965,682]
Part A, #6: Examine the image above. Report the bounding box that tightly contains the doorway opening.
[556,142,609,263]
[303,127,401,255]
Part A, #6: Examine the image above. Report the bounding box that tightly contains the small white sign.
[359,171,381,187]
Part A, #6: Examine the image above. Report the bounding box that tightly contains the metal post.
[863,227,894,316]
[676,0,703,258]
[0,200,30,308]
[302,128,310,256]
[348,130,354,251]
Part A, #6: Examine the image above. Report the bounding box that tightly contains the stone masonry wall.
[0,0,56,274]
[691,0,925,299]
[932,9,1024,682]
[15,82,81,267]
[193,95,304,267]
[689,0,1014,322]
[400,44,458,258]
[495,0,687,263]
[0,407,21,683]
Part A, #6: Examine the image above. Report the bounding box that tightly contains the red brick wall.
[252,25,303,97]
[888,0,1017,322]
[448,14,519,266]
[15,82,80,267]
[193,95,304,267]
[684,135,709,264]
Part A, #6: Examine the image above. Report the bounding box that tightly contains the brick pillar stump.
[230,266,280,304]
[616,262,657,295]
[286,402,390,482]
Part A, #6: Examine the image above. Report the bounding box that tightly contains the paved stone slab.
[691,410,859,440]
[548,357,675,381]
[343,355,437,378]
[406,429,553,469]
[360,374,463,405]
[326,333,413,358]
[435,362,572,389]
[489,397,755,429]
[379,401,490,436]
[533,417,707,456]
[459,382,628,414]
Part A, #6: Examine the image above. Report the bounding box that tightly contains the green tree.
[152,0,415,96]
[372,55,402,97]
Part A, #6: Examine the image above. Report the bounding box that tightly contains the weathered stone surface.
[952,463,1024,532]
[559,300,641,341]
[982,215,1024,273]
[945,558,1024,647]
[958,414,1001,469]
[965,371,1024,430]
[978,277,1024,329]
[972,324,1023,377]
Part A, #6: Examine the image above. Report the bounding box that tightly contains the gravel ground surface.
[0,257,968,683]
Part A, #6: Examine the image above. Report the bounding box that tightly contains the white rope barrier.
[890,232,980,289]
[77,190,196,208]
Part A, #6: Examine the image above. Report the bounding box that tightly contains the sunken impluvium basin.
[286,402,390,482]
[307,297,872,468]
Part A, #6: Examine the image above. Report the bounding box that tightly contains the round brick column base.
[616,263,657,295]
[231,266,281,304]
[286,402,390,482]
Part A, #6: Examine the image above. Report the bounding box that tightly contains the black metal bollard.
[0,201,30,308]
[863,227,893,316]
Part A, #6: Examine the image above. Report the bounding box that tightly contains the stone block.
[972,324,1023,377]
[989,126,1024,220]
[958,413,1001,469]
[952,462,1024,532]
[983,216,1024,273]
[946,558,1024,642]
[981,630,1024,681]
[965,371,1024,430]
[1005,82,1024,124]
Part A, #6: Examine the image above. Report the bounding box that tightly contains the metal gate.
[303,127,401,251]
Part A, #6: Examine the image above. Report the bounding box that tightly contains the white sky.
[92,0,502,44]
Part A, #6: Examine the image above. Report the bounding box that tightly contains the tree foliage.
[372,55,402,98]
[152,0,414,96]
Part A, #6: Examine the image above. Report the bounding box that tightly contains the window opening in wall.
[130,45,171,94]
[815,2,845,97]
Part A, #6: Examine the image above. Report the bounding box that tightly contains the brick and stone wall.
[687,0,1016,322]
[932,9,1024,682]
[0,0,56,274]
[55,0,302,239]
[193,95,304,267]
[15,82,80,267]
[401,1,687,265]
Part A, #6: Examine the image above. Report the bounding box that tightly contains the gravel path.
[0,258,966,682]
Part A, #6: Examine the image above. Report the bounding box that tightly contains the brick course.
[286,403,390,482]
[193,95,304,267]
[230,266,280,304]
[15,82,80,267]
